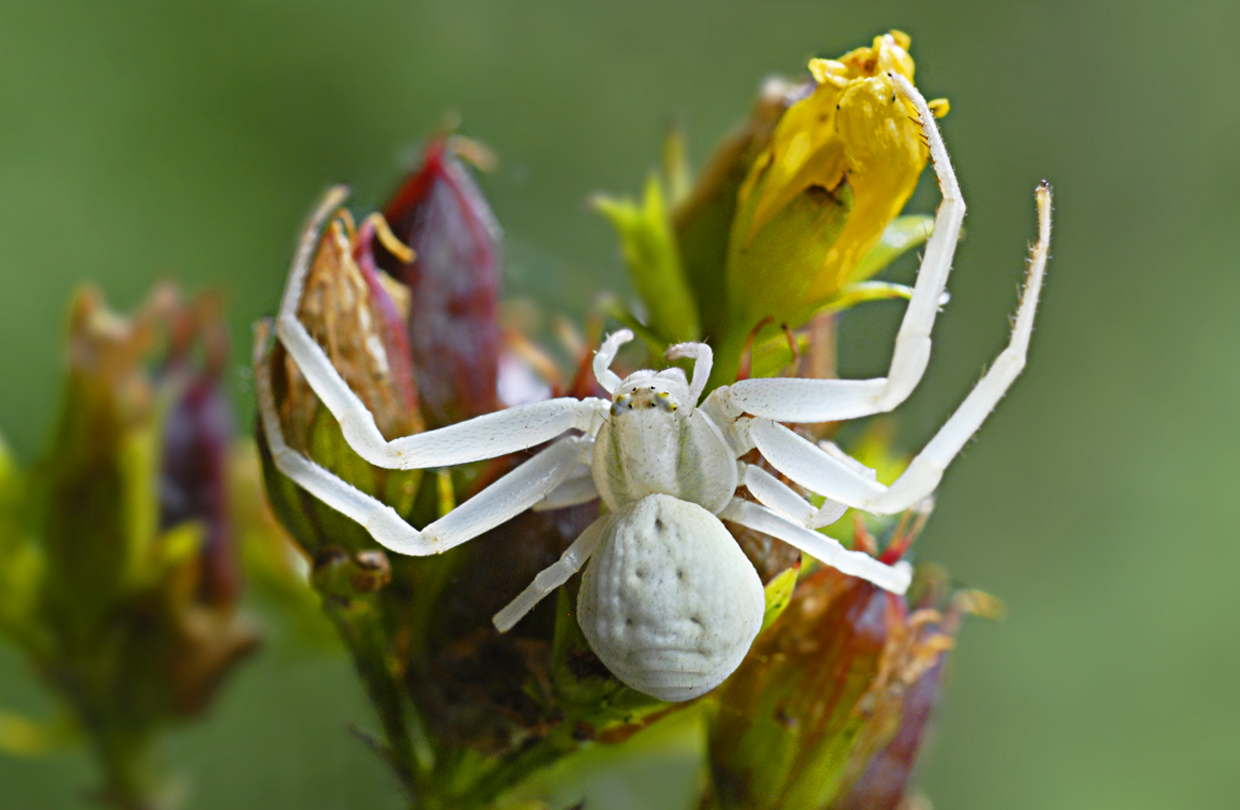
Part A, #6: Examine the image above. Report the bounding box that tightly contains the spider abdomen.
[577,493,764,701]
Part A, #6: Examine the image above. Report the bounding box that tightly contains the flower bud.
[725,31,929,328]
[40,287,161,637]
[708,513,964,810]
[259,206,425,558]
[376,137,503,427]
[3,284,259,804]
[158,293,240,607]
[595,33,945,388]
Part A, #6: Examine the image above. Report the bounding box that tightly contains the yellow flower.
[718,31,945,381]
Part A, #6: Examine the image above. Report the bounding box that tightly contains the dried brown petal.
[281,213,422,446]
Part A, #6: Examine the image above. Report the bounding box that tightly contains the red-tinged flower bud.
[832,652,946,810]
[376,137,503,427]
[833,579,1000,809]
[708,514,961,810]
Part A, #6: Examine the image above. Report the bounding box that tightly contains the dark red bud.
[376,138,503,427]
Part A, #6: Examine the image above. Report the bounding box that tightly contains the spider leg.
[743,185,1052,515]
[492,512,614,632]
[532,458,600,511]
[257,320,591,555]
[739,461,853,528]
[708,73,964,424]
[276,187,609,471]
[720,498,912,594]
[665,342,712,404]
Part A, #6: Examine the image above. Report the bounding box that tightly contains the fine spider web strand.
[747,183,1053,516]
[255,319,591,556]
[711,71,966,425]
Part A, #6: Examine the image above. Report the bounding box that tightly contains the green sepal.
[734,280,921,380]
[262,402,425,559]
[599,295,671,359]
[594,177,701,344]
[37,370,162,646]
[662,126,691,208]
[711,183,853,389]
[847,213,934,286]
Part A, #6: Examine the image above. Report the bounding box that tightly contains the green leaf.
[847,214,934,285]
[594,177,701,344]
[759,563,800,636]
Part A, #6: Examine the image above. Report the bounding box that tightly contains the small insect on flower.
[254,75,1052,702]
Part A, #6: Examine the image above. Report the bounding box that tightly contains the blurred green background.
[2,0,1238,808]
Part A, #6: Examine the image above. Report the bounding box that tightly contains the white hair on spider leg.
[255,73,1053,702]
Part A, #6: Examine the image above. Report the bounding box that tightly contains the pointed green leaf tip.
[594,176,701,344]
[759,564,800,636]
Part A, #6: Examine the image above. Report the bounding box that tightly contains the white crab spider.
[254,74,1052,702]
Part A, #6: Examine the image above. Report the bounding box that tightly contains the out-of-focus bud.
[260,205,425,558]
[39,288,159,638]
[0,285,258,805]
[158,293,240,606]
[376,136,503,427]
[708,511,976,810]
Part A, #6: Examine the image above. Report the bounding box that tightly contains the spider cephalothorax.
[255,74,1052,701]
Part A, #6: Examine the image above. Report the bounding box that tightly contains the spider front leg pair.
[708,72,1053,523]
[255,188,612,558]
